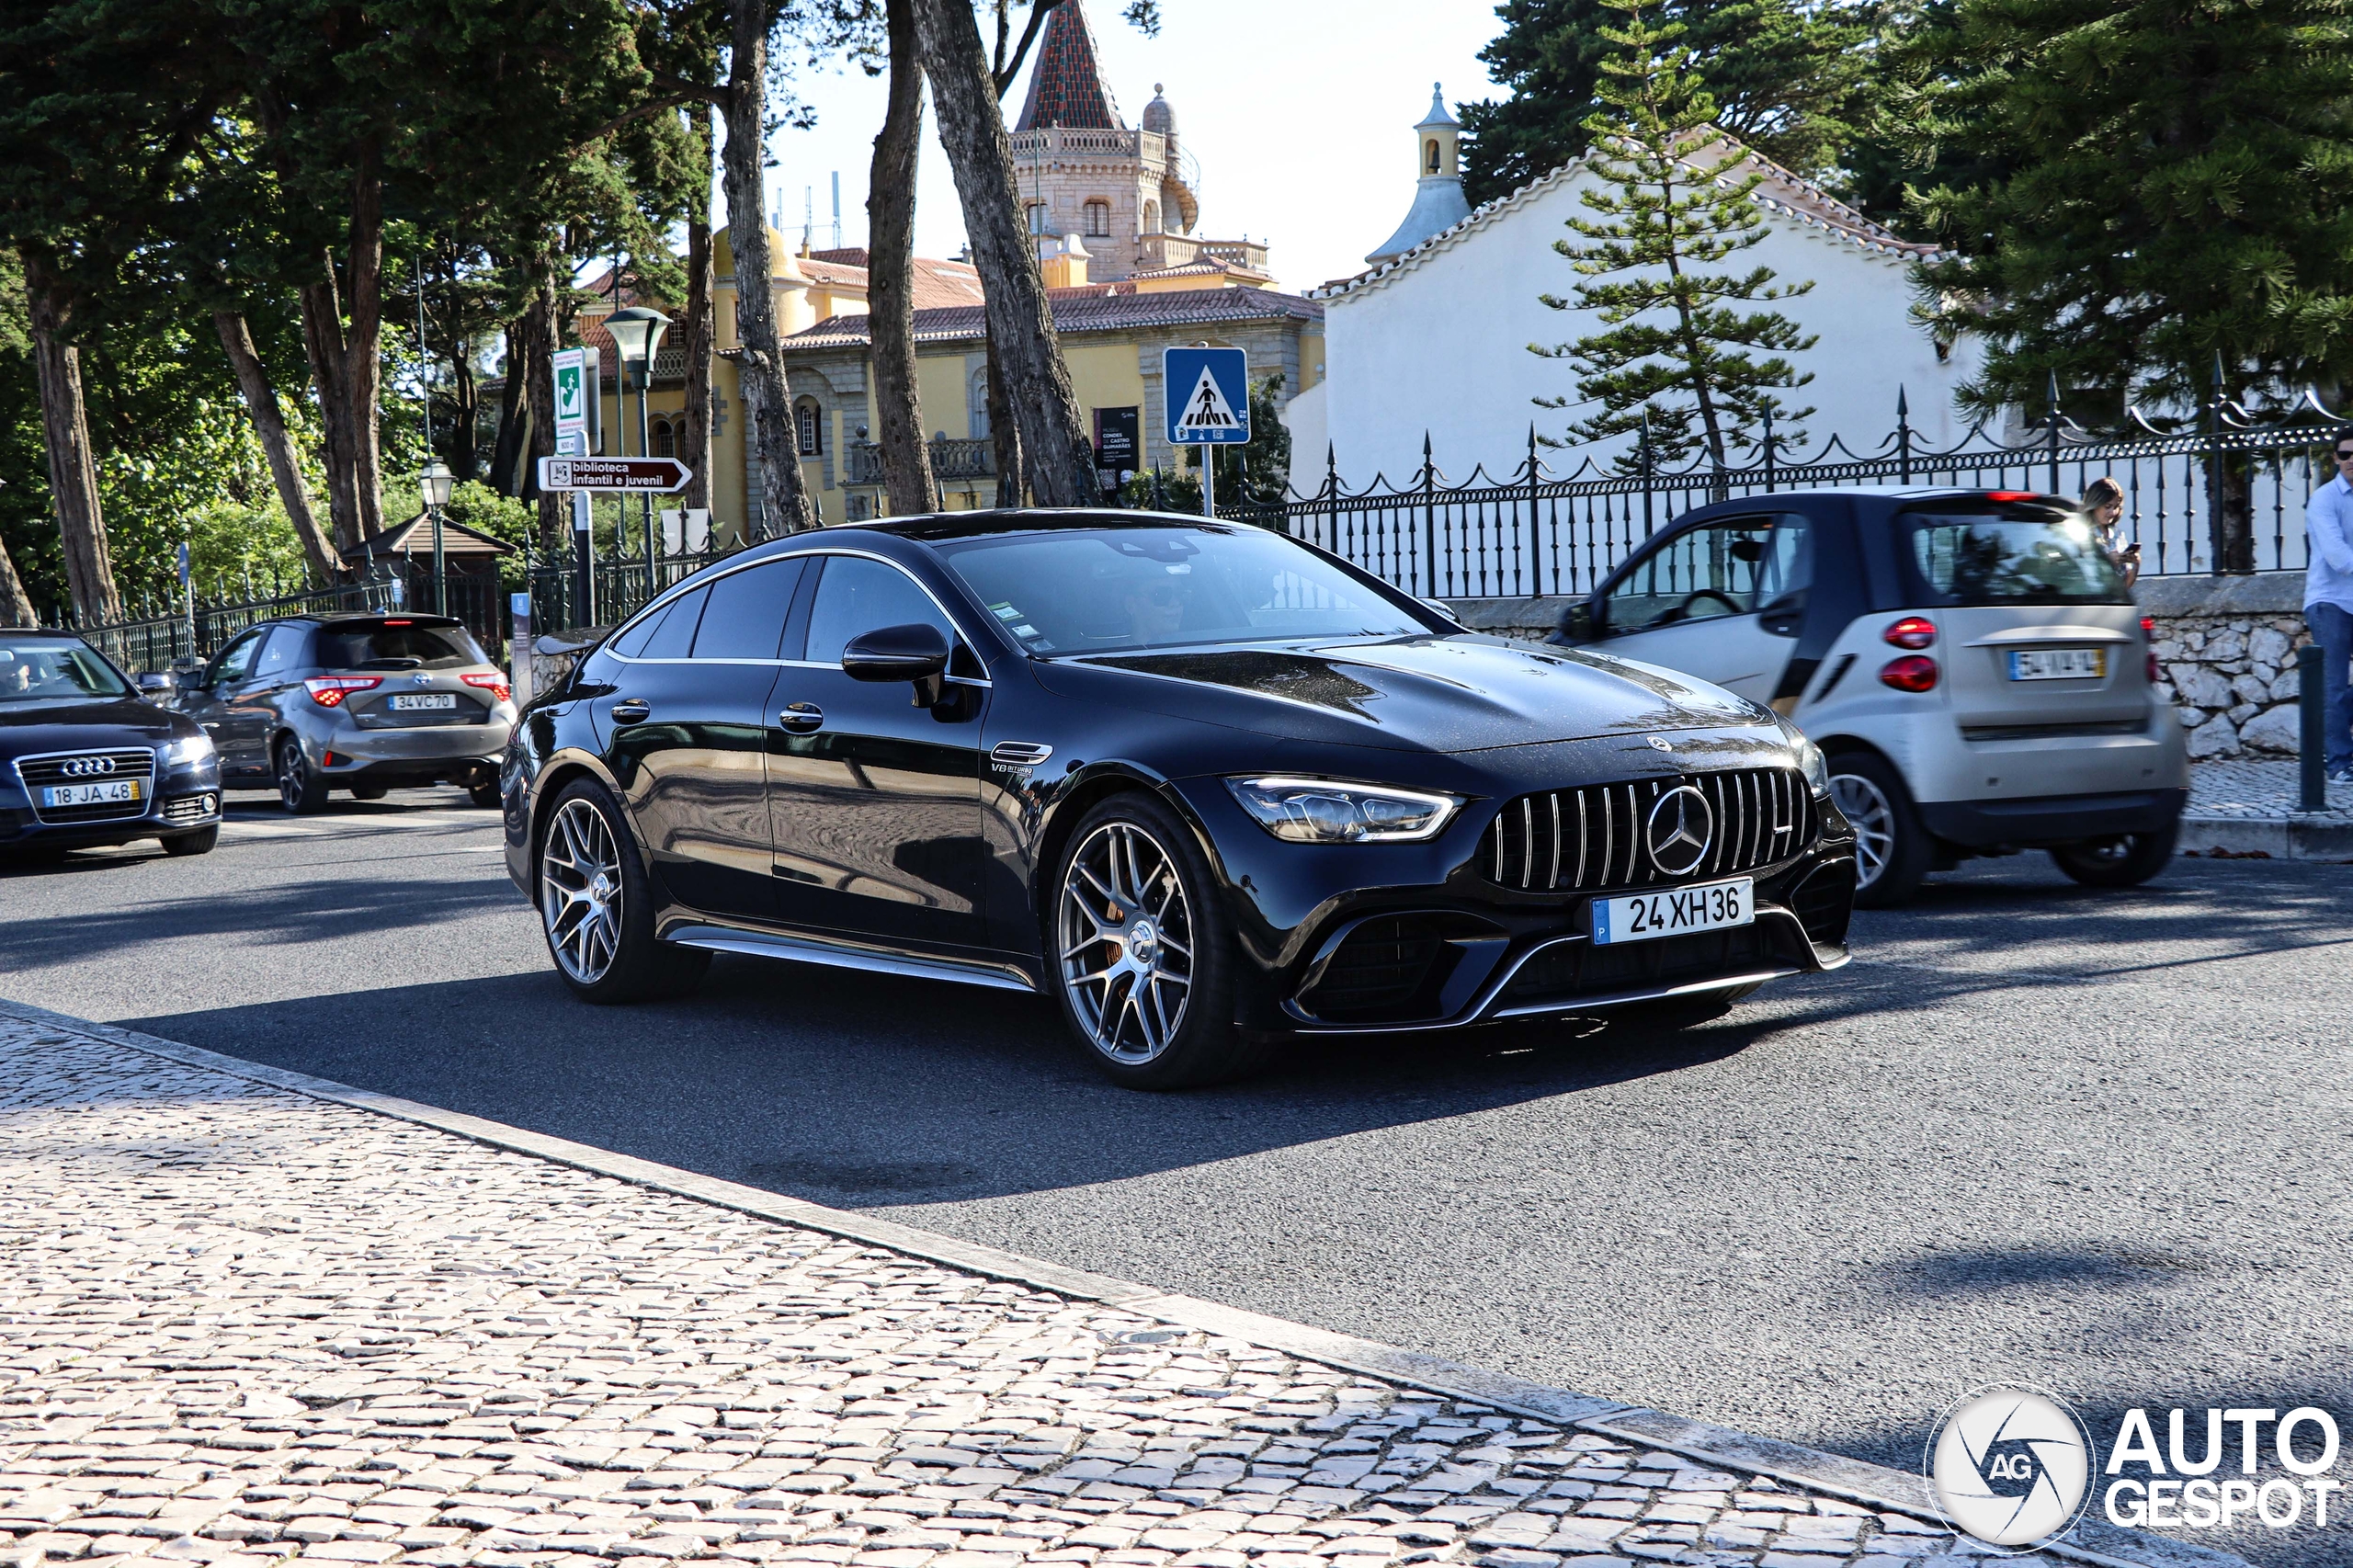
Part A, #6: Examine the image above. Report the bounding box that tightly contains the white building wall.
[1323,168,1984,491]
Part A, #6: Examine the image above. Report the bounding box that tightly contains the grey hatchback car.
[173,613,516,812]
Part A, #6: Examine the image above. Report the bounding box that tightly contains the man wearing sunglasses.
[2306,441,2353,781]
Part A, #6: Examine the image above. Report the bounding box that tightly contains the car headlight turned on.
[1777,719,1831,798]
[1226,777,1462,844]
[162,733,216,767]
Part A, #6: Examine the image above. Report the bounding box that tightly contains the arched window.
[1084,199,1111,237]
[794,398,823,457]
[1142,199,1161,234]
[1026,202,1048,234]
[1426,138,1441,174]
[968,364,992,440]
[653,420,676,458]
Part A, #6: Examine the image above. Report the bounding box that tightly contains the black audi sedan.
[503,511,1858,1086]
[1,631,222,861]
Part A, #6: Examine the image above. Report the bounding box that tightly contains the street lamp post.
[602,305,672,602]
[419,458,455,616]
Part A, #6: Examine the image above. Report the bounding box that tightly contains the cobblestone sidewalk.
[0,1019,2127,1568]
[2185,761,2353,825]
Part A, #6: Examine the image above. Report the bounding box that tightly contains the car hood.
[0,696,191,753]
[1035,635,1766,753]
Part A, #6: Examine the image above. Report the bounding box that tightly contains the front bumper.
[1,763,222,849]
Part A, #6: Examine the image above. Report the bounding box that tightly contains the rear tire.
[277,738,330,815]
[467,778,502,809]
[348,784,388,801]
[1829,751,1931,907]
[1050,792,1267,1089]
[536,777,710,1004]
[2051,818,2178,888]
[161,826,219,857]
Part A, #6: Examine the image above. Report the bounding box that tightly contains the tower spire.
[1013,0,1123,132]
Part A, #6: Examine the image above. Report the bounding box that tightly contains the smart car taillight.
[1883,616,1938,650]
[462,672,512,704]
[1880,655,1938,692]
[304,676,381,708]
[2142,616,2160,684]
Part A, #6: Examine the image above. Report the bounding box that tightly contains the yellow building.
[570,0,1323,539]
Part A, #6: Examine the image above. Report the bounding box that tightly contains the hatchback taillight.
[2141,616,2160,684]
[304,676,381,708]
[462,672,512,704]
[1880,655,1939,693]
[1883,616,1938,650]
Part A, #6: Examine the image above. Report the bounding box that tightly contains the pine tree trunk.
[214,311,335,580]
[681,108,718,517]
[19,247,122,625]
[0,536,35,629]
[986,350,1022,506]
[868,0,936,517]
[911,0,1097,507]
[293,146,389,553]
[488,318,529,496]
[515,261,563,549]
[723,0,819,538]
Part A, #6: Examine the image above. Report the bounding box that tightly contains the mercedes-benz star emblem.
[1645,785,1714,876]
[62,756,118,778]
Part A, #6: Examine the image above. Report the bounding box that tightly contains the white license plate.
[390,693,457,710]
[1592,876,1753,945]
[41,779,142,808]
[2007,647,2105,681]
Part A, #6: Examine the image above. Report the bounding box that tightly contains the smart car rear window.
[316,621,487,670]
[1898,504,2128,607]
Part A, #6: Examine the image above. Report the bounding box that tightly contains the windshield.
[0,639,134,705]
[1900,505,2128,606]
[934,525,1427,655]
[317,620,486,670]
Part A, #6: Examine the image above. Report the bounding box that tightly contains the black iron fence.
[67,563,511,675]
[1224,396,2344,600]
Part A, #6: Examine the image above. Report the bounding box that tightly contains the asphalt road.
[5,791,2347,1567]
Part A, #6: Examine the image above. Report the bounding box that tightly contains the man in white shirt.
[2305,437,2353,780]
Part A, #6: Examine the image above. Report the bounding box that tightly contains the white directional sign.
[537,457,692,493]
[1164,347,1250,445]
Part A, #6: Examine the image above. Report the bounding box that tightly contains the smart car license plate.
[2007,647,2105,681]
[390,693,457,710]
[1592,877,1753,946]
[40,780,142,808]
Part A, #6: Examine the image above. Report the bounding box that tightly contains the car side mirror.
[1557,603,1600,644]
[137,672,173,696]
[842,622,952,686]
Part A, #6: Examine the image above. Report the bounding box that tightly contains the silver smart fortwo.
[168,613,516,812]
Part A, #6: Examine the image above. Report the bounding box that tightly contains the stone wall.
[1443,571,2317,760]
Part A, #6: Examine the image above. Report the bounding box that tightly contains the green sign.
[552,347,587,437]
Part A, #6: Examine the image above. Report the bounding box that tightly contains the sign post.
[510,592,534,709]
[1162,347,1249,517]
[176,540,194,660]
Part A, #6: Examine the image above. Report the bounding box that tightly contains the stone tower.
[1367,84,1472,266]
[1008,0,1214,283]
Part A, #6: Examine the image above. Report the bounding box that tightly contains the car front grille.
[15,750,157,824]
[1481,767,1816,893]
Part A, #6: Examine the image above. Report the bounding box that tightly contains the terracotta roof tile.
[1013,0,1121,132]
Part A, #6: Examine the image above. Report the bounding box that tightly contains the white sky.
[734,0,1509,293]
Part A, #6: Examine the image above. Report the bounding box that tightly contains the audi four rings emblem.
[60,756,118,778]
[1645,785,1714,876]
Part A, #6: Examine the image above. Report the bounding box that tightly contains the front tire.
[161,826,219,857]
[536,778,710,1003]
[1051,793,1265,1089]
[277,738,330,815]
[1829,751,1931,907]
[2051,819,2178,888]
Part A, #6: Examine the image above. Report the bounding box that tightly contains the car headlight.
[1779,719,1830,797]
[162,733,216,767]
[1225,776,1461,844]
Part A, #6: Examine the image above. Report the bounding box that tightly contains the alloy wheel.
[1057,821,1195,1063]
[277,744,303,811]
[541,798,624,985]
[1830,771,1895,889]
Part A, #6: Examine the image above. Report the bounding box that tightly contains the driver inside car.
[1119,570,1190,644]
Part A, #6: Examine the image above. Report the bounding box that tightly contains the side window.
[638,585,709,660]
[1602,516,1789,634]
[691,559,806,660]
[803,557,955,666]
[253,625,305,678]
[210,629,265,686]
[1754,515,1813,609]
[608,597,676,659]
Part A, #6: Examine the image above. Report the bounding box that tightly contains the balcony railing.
[846,436,996,486]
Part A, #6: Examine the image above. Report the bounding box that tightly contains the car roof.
[1697,484,2074,504]
[827,508,1245,544]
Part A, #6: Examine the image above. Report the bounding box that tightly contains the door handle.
[609,699,652,724]
[778,702,824,733]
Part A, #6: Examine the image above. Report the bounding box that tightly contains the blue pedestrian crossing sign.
[1164,347,1250,445]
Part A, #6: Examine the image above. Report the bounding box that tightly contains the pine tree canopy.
[1909,0,2353,414]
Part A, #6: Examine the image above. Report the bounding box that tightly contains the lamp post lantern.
[603,304,672,598]
[419,458,455,616]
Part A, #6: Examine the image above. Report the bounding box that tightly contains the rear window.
[1899,504,2128,607]
[316,620,486,670]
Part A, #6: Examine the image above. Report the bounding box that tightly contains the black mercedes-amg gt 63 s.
[503,511,1858,1087]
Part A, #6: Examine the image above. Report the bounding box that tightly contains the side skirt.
[662,923,1040,995]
